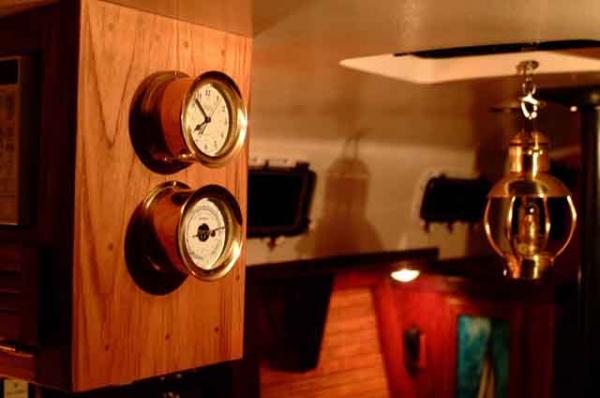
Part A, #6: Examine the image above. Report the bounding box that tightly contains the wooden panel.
[520,303,554,398]
[73,0,251,391]
[251,262,556,398]
[374,274,554,398]
[104,0,252,37]
[0,245,38,345]
[0,349,35,381]
[260,287,390,398]
[0,2,79,388]
[384,284,455,397]
[0,0,55,18]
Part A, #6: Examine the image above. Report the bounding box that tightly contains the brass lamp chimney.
[483,61,577,279]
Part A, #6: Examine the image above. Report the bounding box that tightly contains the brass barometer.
[130,71,247,173]
[129,182,243,284]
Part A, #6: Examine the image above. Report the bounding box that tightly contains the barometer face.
[177,185,243,280]
[181,198,227,271]
[181,73,247,166]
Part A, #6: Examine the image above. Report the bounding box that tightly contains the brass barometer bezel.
[176,184,244,281]
[131,182,243,284]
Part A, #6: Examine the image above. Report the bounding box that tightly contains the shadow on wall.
[296,136,382,256]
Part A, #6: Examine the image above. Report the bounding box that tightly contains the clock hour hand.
[193,121,208,135]
[195,98,211,123]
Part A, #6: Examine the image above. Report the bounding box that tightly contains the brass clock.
[130,71,247,173]
[128,182,243,288]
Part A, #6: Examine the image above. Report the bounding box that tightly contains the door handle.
[404,327,426,374]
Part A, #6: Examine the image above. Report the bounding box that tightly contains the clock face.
[182,83,231,157]
[181,197,228,271]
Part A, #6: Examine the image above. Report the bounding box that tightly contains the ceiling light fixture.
[340,40,600,84]
[483,60,577,279]
[390,267,421,283]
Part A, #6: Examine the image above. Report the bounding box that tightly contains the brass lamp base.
[505,255,553,279]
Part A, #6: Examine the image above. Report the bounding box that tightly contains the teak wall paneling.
[259,286,390,398]
[0,1,79,388]
[73,0,251,391]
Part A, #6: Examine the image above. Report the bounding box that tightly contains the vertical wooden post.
[539,86,600,397]
[580,105,600,397]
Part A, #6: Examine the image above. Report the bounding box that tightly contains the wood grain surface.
[0,2,79,388]
[260,287,390,398]
[103,0,252,37]
[257,268,555,398]
[0,0,55,18]
[73,0,251,390]
[374,274,554,398]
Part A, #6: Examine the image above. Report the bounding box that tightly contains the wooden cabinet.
[375,274,555,398]
[245,255,556,398]
[0,0,251,391]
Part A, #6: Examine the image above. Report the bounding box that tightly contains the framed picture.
[449,300,523,398]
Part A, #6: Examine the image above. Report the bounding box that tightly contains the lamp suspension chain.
[517,60,541,123]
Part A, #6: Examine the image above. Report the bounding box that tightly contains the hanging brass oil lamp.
[483,60,577,279]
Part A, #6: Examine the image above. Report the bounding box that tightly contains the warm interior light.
[391,268,421,283]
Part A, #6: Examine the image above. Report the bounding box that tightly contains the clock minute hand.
[195,98,211,122]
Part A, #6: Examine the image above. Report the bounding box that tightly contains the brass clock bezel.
[129,70,247,174]
[176,184,243,281]
[181,71,247,168]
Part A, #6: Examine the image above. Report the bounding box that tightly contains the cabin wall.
[247,137,477,263]
[245,0,587,265]
[246,3,494,264]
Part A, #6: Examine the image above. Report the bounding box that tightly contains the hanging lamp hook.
[517,60,541,121]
